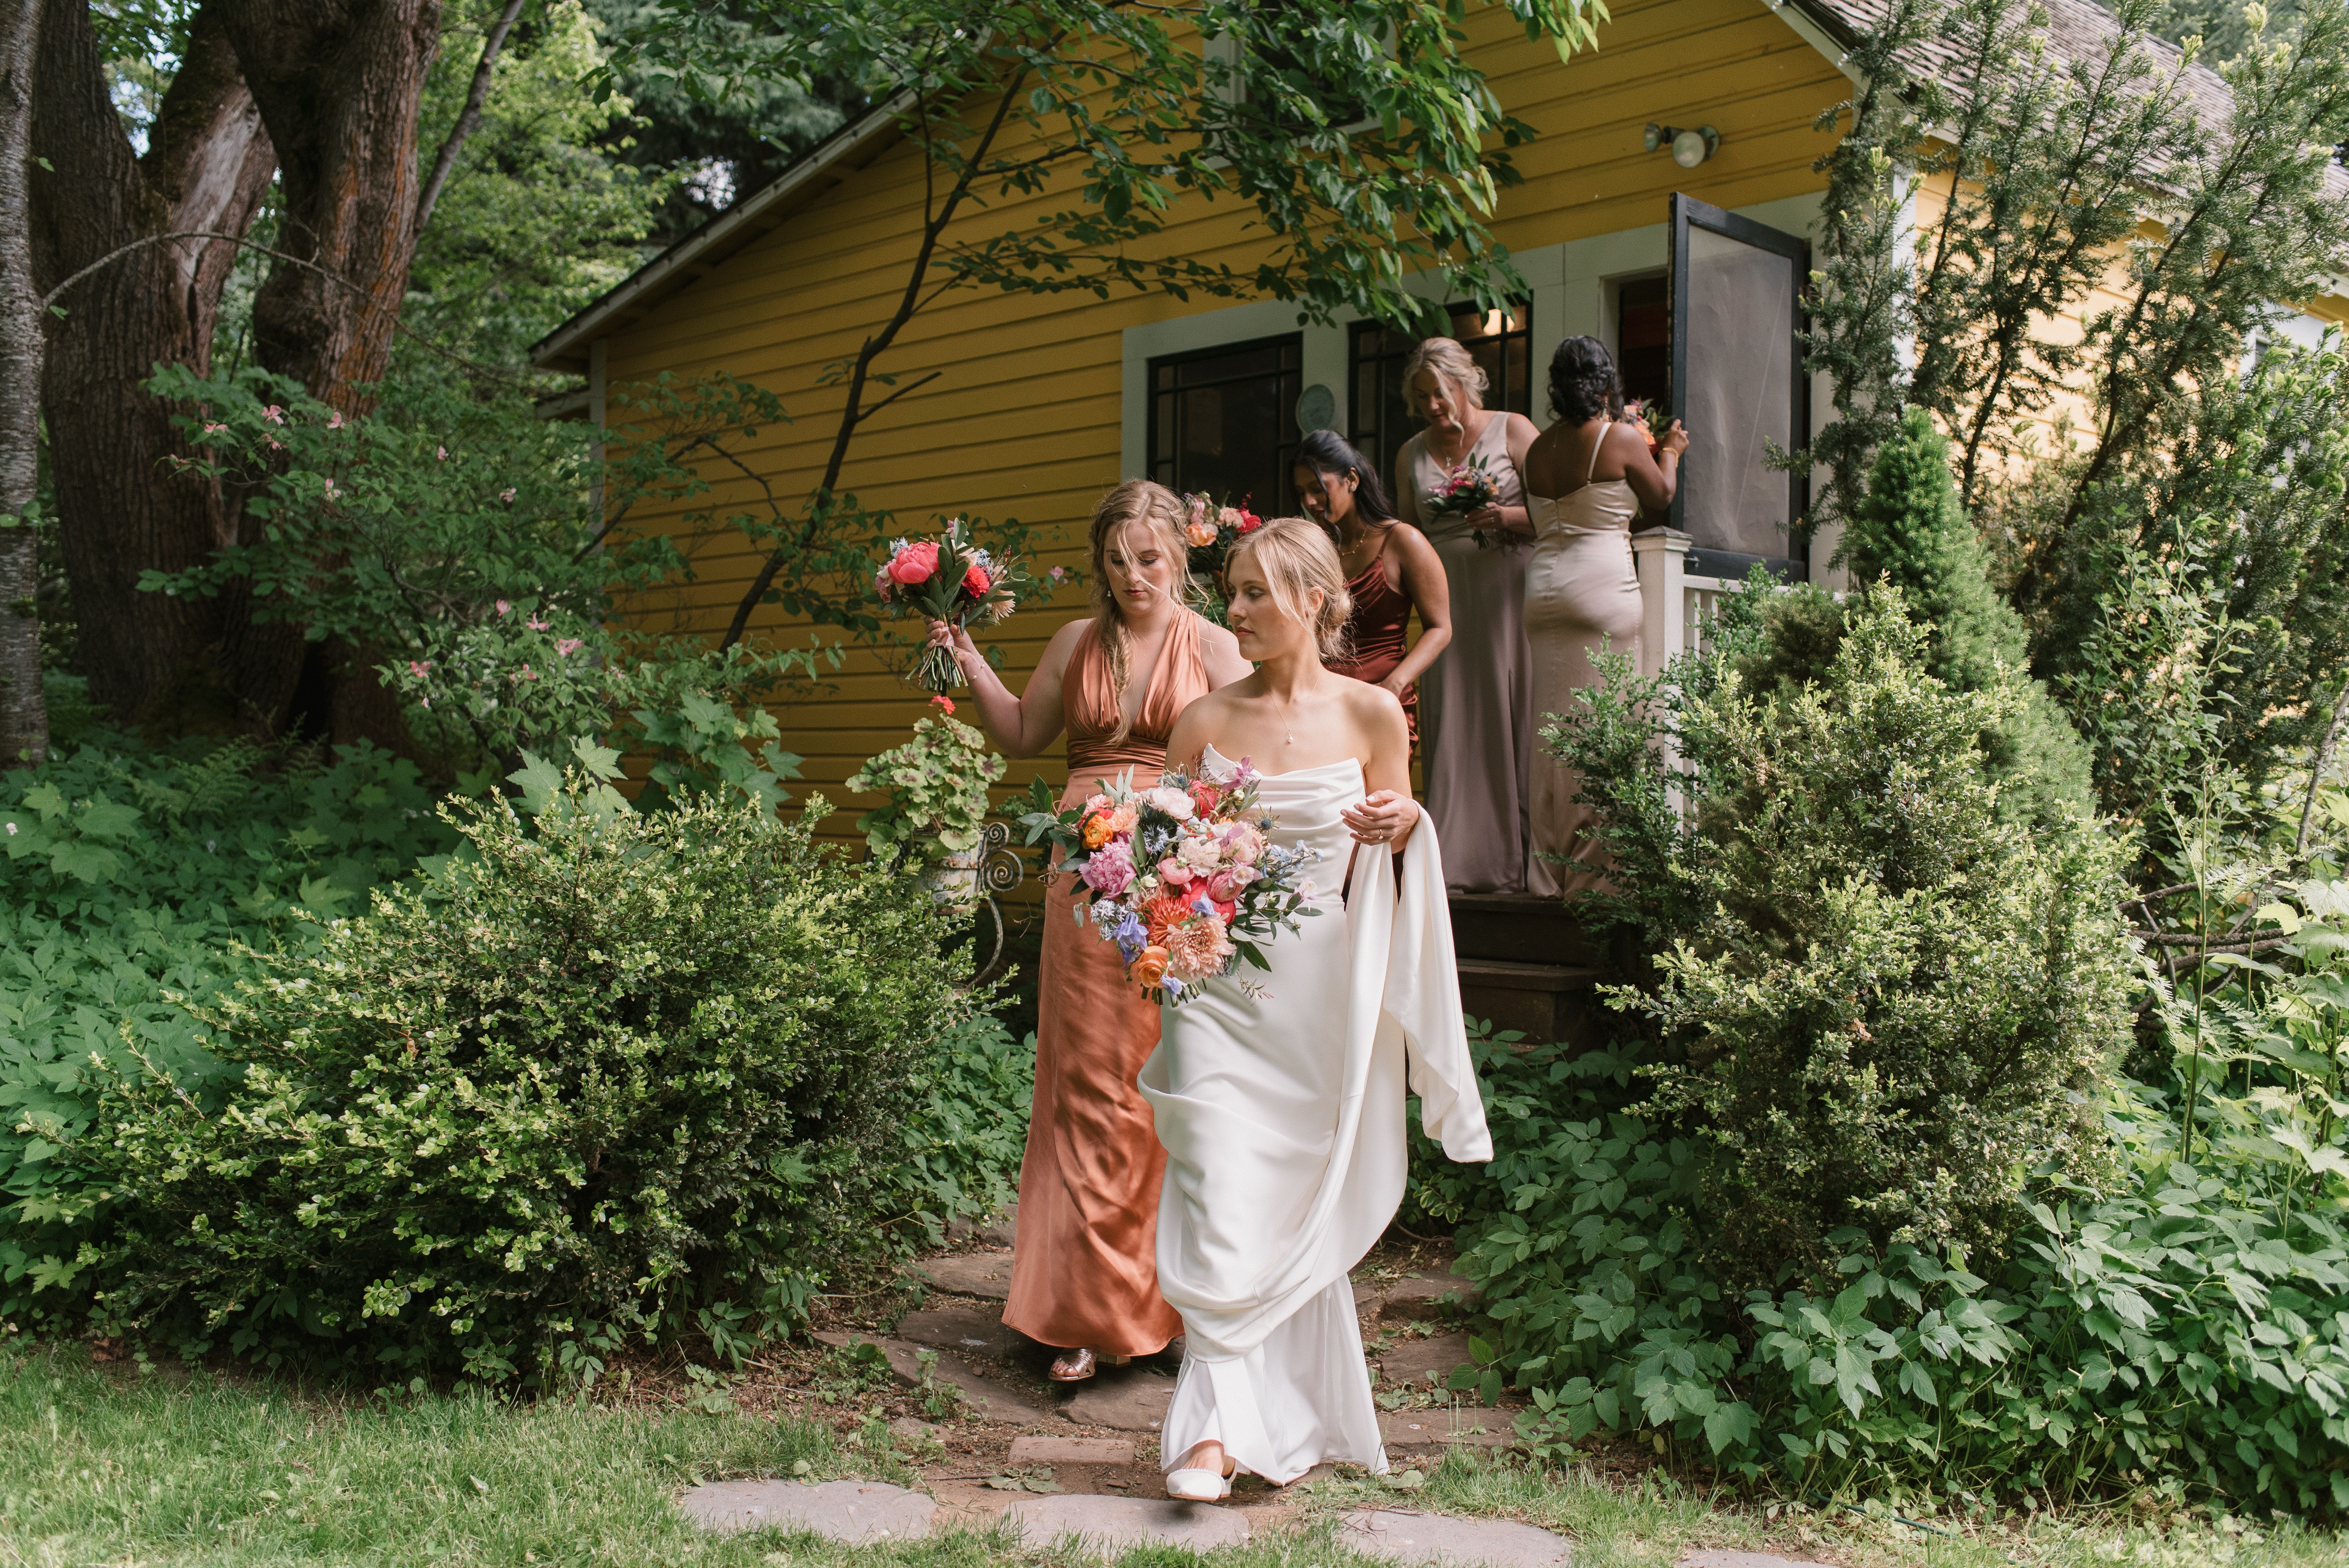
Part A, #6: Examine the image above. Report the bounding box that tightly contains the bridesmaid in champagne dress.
[1391,338,1540,892]
[1145,518,1492,1496]
[1519,337,1686,896]
[932,480,1251,1380]
[1292,430,1451,752]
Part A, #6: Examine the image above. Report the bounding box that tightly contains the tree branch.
[414,0,529,236]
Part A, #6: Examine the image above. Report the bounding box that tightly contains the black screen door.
[1668,194,1810,579]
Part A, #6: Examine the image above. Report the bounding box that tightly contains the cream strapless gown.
[1140,746,1493,1483]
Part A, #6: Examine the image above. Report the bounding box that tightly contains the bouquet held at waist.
[1426,454,1510,550]
[1020,760,1320,1006]
[874,520,1030,693]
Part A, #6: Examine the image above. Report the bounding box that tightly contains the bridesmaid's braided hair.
[1229,517,1353,661]
[1549,335,1625,425]
[1088,479,1200,744]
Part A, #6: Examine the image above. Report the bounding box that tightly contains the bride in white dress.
[1142,517,1494,1498]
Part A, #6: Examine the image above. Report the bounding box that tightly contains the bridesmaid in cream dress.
[1142,518,1493,1498]
[1519,337,1687,896]
[1391,338,1540,894]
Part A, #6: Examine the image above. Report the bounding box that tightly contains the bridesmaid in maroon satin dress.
[1292,430,1452,752]
[930,480,1252,1381]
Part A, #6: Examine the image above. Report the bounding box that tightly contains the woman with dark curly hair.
[1520,336,1688,895]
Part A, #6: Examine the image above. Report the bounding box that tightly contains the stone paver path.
[679,1479,936,1542]
[916,1251,1016,1299]
[1003,1493,1250,1558]
[1061,1365,1177,1430]
[1009,1435,1135,1464]
[1378,1407,1516,1448]
[812,1331,1063,1425]
[1371,1271,1481,1323]
[1378,1333,1477,1389]
[897,1306,1027,1361]
[1340,1509,1571,1567]
[1678,1554,1835,1568]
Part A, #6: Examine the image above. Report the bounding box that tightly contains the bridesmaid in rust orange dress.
[931,479,1251,1380]
[1292,430,1452,752]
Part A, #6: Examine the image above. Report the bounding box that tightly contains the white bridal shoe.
[1165,1446,1236,1501]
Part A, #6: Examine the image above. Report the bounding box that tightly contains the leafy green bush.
[75,775,973,1383]
[1549,595,2135,1289]
[844,709,1005,867]
[0,736,457,1318]
[895,1012,1034,1240]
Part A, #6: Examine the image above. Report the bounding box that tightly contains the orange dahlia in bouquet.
[873,519,1030,692]
[1018,759,1320,1005]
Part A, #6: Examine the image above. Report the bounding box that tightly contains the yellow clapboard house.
[533,0,2344,1029]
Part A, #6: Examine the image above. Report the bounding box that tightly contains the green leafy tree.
[593,0,1611,650]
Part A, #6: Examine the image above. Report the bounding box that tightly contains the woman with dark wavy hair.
[1293,428,1451,754]
[1520,336,1687,895]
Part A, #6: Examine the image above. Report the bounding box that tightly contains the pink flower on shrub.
[499,488,516,504]
[202,422,225,434]
[555,638,583,656]
[527,617,550,630]
[437,445,448,461]
[1049,565,1066,581]
[408,661,431,677]
[327,411,345,429]
[495,600,512,616]
[1081,838,1135,897]
[262,405,283,424]
[322,478,337,497]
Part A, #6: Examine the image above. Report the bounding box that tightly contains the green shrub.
[895,1012,1034,1240]
[844,711,1004,868]
[1548,594,2135,1290]
[76,776,973,1383]
[0,737,458,1318]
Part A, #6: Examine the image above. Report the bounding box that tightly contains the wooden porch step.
[1447,892,1597,967]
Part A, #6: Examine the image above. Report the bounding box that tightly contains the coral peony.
[1189,779,1222,817]
[1162,915,1234,981]
[888,541,940,584]
[1185,517,1219,548]
[1236,509,1263,534]
[962,563,991,597]
[1129,946,1170,988]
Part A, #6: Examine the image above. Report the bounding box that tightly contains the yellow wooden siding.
[598,0,1851,859]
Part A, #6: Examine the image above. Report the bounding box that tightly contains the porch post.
[1631,527,1691,679]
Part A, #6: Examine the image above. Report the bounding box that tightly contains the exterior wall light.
[1643,122,1720,168]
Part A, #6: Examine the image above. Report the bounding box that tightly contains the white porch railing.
[1629,527,1755,678]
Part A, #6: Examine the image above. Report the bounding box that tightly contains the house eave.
[528,93,911,374]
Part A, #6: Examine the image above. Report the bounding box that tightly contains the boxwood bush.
[76,774,973,1383]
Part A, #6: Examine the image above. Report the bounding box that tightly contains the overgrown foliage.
[75,768,972,1382]
[1547,594,2133,1289]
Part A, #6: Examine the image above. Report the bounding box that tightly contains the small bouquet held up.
[1020,760,1320,1005]
[1179,492,1263,590]
[1426,454,1512,550]
[874,520,1029,693]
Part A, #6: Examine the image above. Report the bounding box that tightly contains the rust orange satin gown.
[1000,614,1206,1356]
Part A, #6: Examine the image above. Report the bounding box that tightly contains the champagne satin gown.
[1000,614,1208,1357]
[1398,418,1533,892]
[1523,430,1643,897]
[1142,747,1493,1483]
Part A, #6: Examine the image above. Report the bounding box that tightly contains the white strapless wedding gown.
[1140,746,1493,1484]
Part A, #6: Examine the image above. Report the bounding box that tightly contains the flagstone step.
[913,1250,1015,1300]
[812,1330,1064,1426]
[1001,1492,1250,1558]
[1374,1333,1478,1390]
[1340,1508,1571,1565]
[1377,1407,1517,1449]
[679,1478,935,1542]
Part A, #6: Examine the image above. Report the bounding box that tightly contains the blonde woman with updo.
[930,480,1251,1382]
[1144,517,1492,1498]
[1392,337,1542,893]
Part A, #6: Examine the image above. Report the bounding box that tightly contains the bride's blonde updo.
[1228,516,1351,660]
[1087,479,1199,742]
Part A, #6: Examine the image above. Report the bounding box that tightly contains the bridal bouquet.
[1020,760,1320,1005]
[1427,454,1511,549]
[873,520,1028,692]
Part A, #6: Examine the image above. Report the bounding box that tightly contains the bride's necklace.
[1272,688,1301,746]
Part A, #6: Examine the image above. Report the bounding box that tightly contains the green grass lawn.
[0,1338,2340,1567]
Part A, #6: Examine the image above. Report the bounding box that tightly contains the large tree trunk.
[0,0,45,765]
[220,0,441,749]
[30,0,276,734]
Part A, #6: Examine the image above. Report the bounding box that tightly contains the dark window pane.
[1344,297,1532,486]
[1147,333,1304,514]
[1618,275,1670,412]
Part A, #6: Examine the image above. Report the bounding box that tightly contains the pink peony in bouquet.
[1426,453,1515,549]
[1019,758,1320,1005]
[874,519,1030,692]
